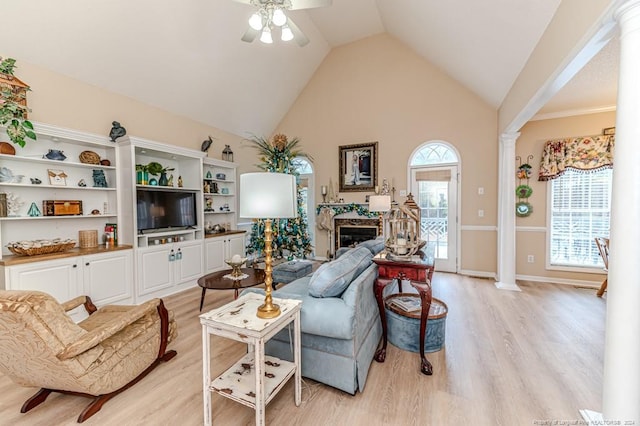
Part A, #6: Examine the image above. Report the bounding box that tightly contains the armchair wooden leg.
[21,388,52,413]
[597,278,608,297]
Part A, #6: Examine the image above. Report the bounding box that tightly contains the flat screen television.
[137,190,197,232]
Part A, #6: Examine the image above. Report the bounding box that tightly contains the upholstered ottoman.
[385,295,448,353]
[272,260,313,288]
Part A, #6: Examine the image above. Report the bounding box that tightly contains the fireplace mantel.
[316,203,381,257]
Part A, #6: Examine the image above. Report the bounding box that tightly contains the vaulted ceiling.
[1,0,617,136]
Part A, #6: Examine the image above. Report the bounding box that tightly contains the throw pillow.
[358,238,385,255]
[309,246,372,298]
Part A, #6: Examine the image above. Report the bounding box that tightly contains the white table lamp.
[369,194,391,236]
[240,172,297,318]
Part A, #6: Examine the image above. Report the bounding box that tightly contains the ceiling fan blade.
[231,0,253,5]
[241,27,261,43]
[289,0,332,10]
[287,18,309,47]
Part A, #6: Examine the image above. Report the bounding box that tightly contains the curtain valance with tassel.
[538,135,615,181]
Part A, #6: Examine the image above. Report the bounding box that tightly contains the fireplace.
[335,218,380,251]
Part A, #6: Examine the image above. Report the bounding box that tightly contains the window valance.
[538,135,614,181]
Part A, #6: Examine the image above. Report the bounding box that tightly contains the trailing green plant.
[146,162,163,176]
[0,57,36,148]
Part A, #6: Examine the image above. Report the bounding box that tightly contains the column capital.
[500,132,520,147]
[615,0,640,23]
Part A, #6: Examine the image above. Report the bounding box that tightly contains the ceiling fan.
[233,0,332,47]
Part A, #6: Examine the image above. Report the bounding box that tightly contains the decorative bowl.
[44,149,67,161]
[225,257,247,278]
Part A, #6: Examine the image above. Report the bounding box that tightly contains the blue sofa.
[243,239,384,394]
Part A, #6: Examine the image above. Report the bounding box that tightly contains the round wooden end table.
[197,268,265,311]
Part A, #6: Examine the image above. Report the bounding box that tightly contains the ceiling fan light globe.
[281,25,294,41]
[272,9,287,26]
[249,12,264,30]
[260,27,273,44]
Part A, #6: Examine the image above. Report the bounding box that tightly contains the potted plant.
[0,57,36,148]
[144,162,175,186]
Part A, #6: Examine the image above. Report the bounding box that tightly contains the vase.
[137,170,149,185]
[159,171,168,186]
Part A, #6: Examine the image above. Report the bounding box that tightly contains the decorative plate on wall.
[515,201,533,217]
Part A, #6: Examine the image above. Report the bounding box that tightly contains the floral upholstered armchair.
[0,290,178,423]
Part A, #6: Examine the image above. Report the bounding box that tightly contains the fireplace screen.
[335,218,380,250]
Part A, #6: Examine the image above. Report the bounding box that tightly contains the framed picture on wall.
[603,127,616,135]
[338,142,378,192]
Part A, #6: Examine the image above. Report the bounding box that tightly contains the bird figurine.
[109,121,127,142]
[201,136,214,153]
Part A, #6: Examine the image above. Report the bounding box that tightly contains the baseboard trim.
[458,269,496,279]
[495,281,522,291]
[516,274,600,288]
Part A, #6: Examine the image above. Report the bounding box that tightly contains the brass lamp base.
[257,218,281,319]
[257,303,281,319]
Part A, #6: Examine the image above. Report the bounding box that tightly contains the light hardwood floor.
[0,273,606,425]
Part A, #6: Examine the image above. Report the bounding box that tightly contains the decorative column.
[495,132,521,291]
[602,0,640,422]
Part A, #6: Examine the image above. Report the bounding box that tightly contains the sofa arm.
[56,299,160,360]
[341,263,379,342]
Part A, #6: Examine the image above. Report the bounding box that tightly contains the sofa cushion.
[309,246,372,298]
[358,238,385,255]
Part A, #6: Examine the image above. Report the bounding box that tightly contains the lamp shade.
[369,195,391,212]
[240,172,298,219]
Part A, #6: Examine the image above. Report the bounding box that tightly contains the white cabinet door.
[6,258,84,321]
[175,241,203,284]
[227,234,246,258]
[204,238,225,273]
[83,250,133,306]
[7,258,81,302]
[137,245,173,296]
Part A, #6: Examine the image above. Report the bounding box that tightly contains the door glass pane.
[416,181,448,259]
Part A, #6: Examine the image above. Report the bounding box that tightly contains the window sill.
[546,264,604,274]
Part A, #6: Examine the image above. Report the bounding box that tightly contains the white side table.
[200,292,302,426]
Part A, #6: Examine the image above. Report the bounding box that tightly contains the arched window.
[292,157,313,174]
[410,142,458,166]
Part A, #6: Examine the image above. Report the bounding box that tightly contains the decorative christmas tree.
[245,134,313,259]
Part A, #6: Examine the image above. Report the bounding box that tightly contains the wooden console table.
[373,251,435,375]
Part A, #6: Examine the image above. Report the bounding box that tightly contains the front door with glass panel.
[410,166,457,272]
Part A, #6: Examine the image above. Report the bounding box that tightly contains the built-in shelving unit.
[0,122,119,259]
[203,158,238,231]
[0,122,133,309]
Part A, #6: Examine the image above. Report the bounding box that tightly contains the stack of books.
[389,296,421,313]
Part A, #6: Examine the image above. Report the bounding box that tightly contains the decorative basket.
[0,142,16,155]
[79,230,98,248]
[79,151,100,164]
[6,239,76,256]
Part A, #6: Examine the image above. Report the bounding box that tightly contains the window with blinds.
[549,168,612,268]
